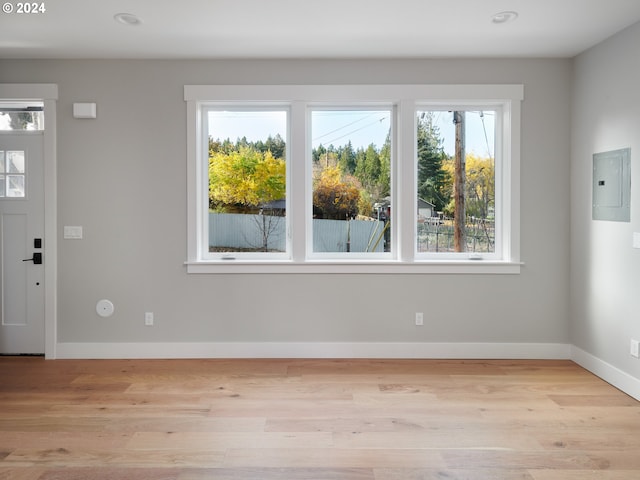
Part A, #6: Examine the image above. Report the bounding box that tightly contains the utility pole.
[453,111,466,252]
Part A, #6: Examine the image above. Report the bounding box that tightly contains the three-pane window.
[186,85,522,273]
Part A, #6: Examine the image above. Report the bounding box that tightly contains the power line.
[317,115,390,147]
[479,111,493,158]
[313,113,379,142]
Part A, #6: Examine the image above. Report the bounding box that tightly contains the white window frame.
[202,104,291,261]
[413,103,504,262]
[185,84,523,274]
[307,104,395,261]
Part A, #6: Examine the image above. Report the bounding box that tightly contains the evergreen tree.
[338,141,357,174]
[354,148,366,181]
[265,134,286,159]
[313,144,327,164]
[378,133,391,198]
[417,112,449,212]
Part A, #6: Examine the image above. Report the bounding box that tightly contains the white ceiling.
[2,0,640,59]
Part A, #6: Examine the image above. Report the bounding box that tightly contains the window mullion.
[290,101,307,262]
[398,100,416,262]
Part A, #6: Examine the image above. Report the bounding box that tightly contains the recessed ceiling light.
[491,11,518,24]
[114,12,142,26]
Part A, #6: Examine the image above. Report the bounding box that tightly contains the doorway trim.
[0,84,58,358]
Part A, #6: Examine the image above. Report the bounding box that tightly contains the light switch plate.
[633,233,640,249]
[63,226,83,239]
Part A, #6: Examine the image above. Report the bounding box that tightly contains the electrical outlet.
[145,312,154,326]
[631,339,639,358]
[415,312,424,326]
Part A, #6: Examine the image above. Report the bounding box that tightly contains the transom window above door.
[0,102,44,131]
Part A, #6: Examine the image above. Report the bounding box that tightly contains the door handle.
[22,253,43,264]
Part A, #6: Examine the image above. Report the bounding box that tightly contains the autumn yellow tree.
[442,153,494,218]
[313,165,362,219]
[209,147,285,211]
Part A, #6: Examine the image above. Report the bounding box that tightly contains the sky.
[207,109,495,157]
[311,110,390,149]
[431,110,495,157]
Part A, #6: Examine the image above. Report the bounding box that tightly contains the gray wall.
[0,59,571,346]
[571,23,640,378]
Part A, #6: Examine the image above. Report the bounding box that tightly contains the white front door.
[0,132,45,354]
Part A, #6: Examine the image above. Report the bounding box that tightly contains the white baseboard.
[52,342,640,401]
[570,346,640,401]
[55,341,571,360]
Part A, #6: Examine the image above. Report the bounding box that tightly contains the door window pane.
[311,109,391,254]
[0,150,26,198]
[7,175,25,197]
[7,151,25,173]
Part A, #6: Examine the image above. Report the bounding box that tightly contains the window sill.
[184,260,523,274]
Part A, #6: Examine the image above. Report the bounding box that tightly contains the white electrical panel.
[592,148,631,222]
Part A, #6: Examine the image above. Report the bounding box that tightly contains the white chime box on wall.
[73,102,97,119]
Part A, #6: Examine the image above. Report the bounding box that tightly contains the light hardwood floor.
[1,358,639,479]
